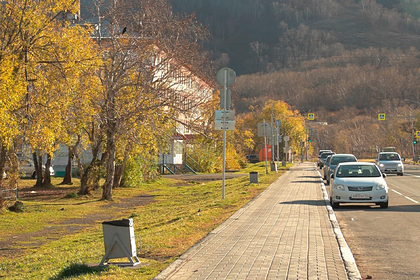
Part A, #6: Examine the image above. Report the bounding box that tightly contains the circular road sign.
[217,67,236,87]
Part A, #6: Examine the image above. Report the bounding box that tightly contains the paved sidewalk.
[155,163,361,280]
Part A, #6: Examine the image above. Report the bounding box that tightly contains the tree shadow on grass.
[50,263,108,280]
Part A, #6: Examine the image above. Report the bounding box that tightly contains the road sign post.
[275,120,281,164]
[263,119,268,174]
[216,68,236,199]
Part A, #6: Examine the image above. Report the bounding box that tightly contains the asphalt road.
[328,164,420,280]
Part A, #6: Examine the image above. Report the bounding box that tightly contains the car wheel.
[380,200,389,209]
[31,171,36,179]
[330,197,339,209]
[397,173,403,176]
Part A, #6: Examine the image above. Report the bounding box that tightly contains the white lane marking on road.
[390,189,419,204]
[391,189,403,195]
[405,196,419,204]
[403,173,420,178]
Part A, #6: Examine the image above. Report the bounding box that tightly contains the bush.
[8,201,24,212]
[187,140,219,173]
[121,154,159,188]
[187,139,247,172]
[63,192,79,199]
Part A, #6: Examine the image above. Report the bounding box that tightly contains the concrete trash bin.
[100,218,140,266]
[249,171,258,184]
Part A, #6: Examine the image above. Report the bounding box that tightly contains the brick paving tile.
[155,163,359,280]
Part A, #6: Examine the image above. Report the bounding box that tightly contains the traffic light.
[308,138,311,143]
[414,138,418,144]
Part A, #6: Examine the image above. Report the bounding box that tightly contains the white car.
[330,162,388,209]
[376,152,404,176]
[5,159,55,178]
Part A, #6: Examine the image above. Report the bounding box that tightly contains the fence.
[0,186,18,201]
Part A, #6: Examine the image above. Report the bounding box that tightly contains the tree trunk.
[102,131,116,200]
[113,160,126,188]
[7,150,19,188]
[78,159,98,195]
[42,155,52,187]
[0,145,7,185]
[60,147,74,185]
[78,165,91,195]
[33,153,42,187]
[78,132,103,195]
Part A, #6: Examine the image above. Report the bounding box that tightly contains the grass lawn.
[0,162,290,279]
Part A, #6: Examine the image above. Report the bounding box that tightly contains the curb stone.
[317,169,362,280]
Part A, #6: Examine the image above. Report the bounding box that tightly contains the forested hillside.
[171,0,420,157]
[171,0,420,75]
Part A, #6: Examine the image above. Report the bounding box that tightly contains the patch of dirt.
[0,186,154,259]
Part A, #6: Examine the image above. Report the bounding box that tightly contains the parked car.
[318,151,335,169]
[324,154,358,185]
[376,152,404,176]
[5,159,55,179]
[246,154,260,163]
[323,155,333,179]
[330,162,388,209]
[318,150,332,159]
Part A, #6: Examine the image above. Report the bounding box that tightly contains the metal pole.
[222,69,227,199]
[271,105,274,162]
[305,121,308,161]
[263,119,268,174]
[276,126,280,164]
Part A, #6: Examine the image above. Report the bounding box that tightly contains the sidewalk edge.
[317,170,362,280]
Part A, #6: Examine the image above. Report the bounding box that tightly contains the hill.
[171,0,420,75]
[171,0,420,157]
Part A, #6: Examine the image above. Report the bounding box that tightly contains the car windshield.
[330,156,357,165]
[336,165,381,177]
[379,153,400,161]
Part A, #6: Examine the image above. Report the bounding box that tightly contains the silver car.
[376,152,404,176]
[330,162,388,209]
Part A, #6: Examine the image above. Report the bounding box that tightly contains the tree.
[234,100,306,159]
[0,0,99,187]
[78,0,212,200]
